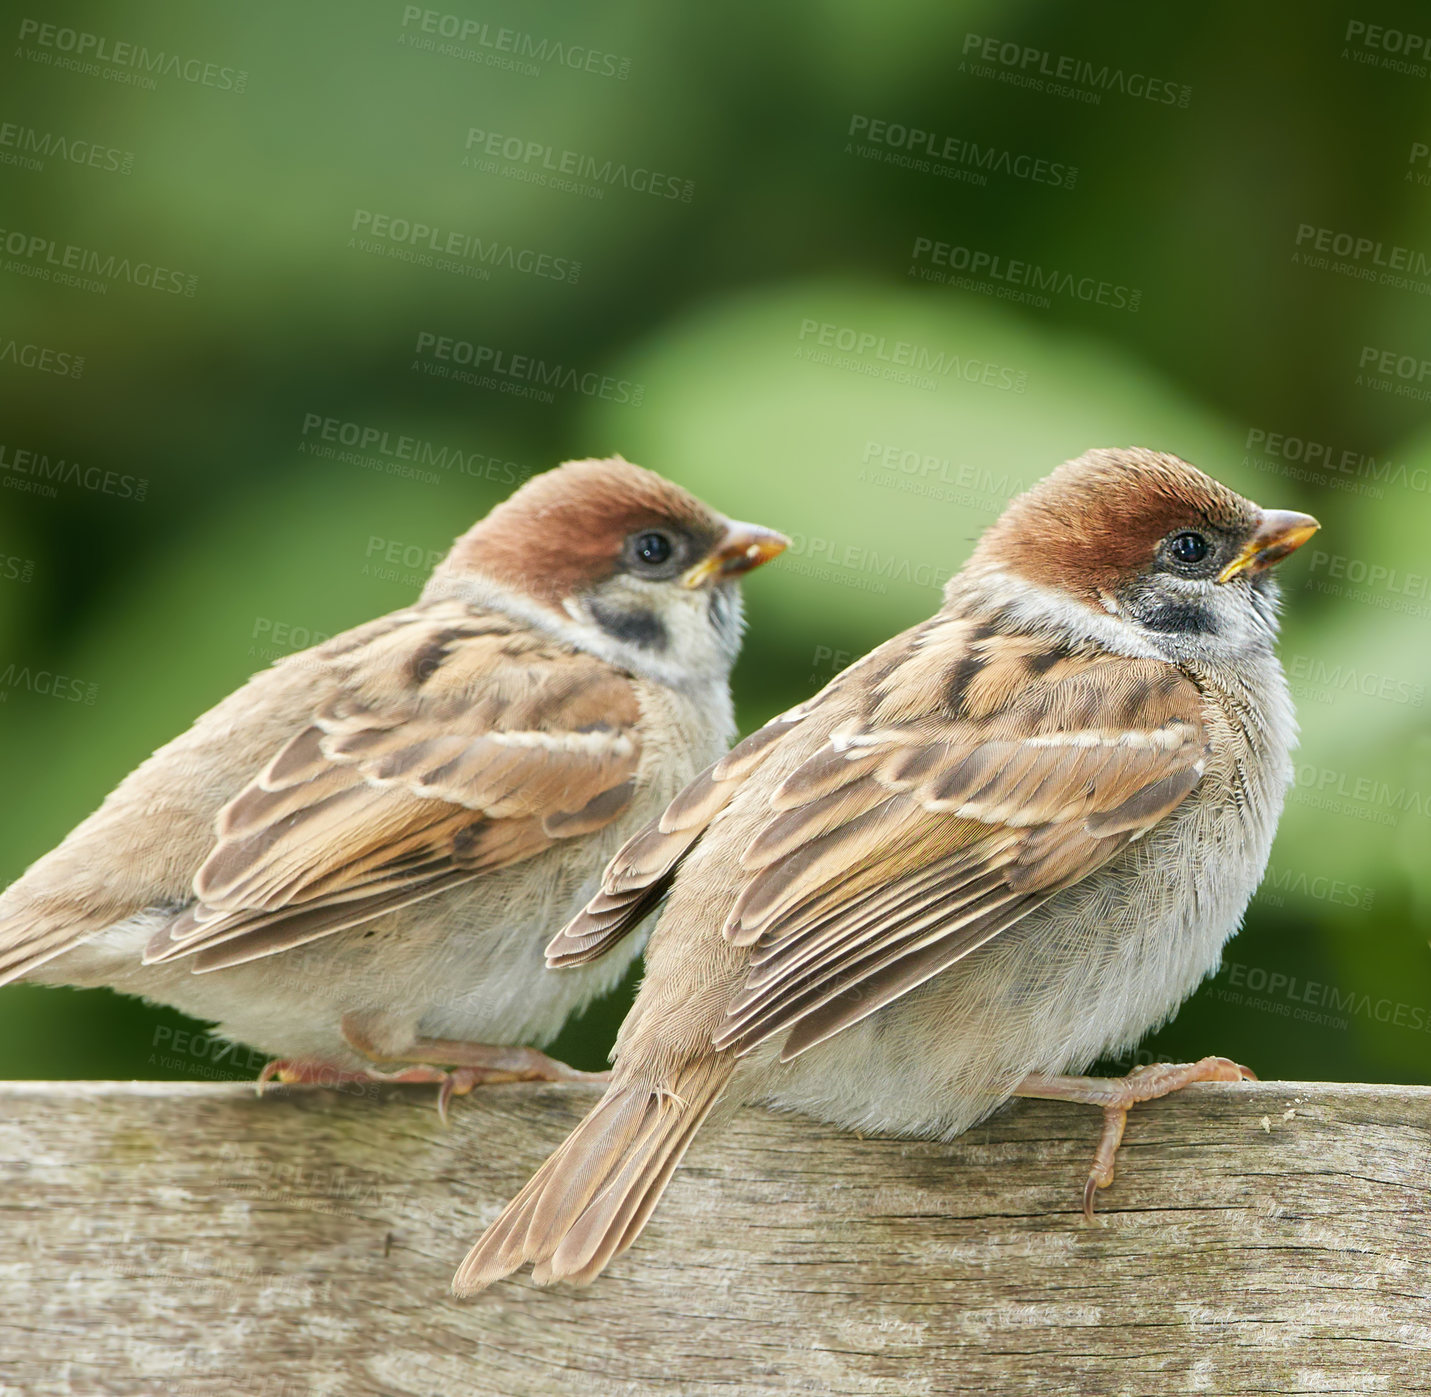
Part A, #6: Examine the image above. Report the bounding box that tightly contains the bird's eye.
[1168,531,1210,567]
[632,531,673,567]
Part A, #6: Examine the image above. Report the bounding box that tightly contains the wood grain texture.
[2,1078,1426,1396]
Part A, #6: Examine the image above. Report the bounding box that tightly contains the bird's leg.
[253,1053,529,1120]
[1013,1055,1256,1220]
[338,1013,610,1121]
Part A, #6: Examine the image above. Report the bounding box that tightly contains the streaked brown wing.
[544,632,917,970]
[144,603,642,972]
[544,709,803,968]
[712,651,1209,1061]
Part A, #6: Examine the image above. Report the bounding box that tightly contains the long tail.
[452,1054,734,1293]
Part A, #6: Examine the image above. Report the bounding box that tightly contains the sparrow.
[0,456,787,1105]
[456,446,1320,1292]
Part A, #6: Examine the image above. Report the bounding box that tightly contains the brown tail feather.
[0,903,111,987]
[452,1056,733,1294]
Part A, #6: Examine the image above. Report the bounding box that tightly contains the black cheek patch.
[1136,599,1219,635]
[589,598,669,651]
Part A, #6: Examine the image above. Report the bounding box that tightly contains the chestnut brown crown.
[438,457,728,606]
[968,447,1298,606]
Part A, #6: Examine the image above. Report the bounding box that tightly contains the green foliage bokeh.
[1,1,1428,1085]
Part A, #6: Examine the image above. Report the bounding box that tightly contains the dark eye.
[1168,531,1210,567]
[632,531,673,567]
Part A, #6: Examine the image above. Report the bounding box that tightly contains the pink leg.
[254,1056,476,1104]
[258,1031,609,1123]
[1014,1055,1256,1220]
[339,1015,611,1121]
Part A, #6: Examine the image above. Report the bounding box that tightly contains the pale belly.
[26,672,726,1071]
[33,829,647,1069]
[742,782,1278,1141]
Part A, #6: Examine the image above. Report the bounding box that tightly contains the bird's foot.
[363,1058,609,1124]
[336,1014,610,1122]
[1014,1055,1256,1220]
[256,1053,605,1122]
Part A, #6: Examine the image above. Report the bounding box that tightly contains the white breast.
[745,654,1295,1142]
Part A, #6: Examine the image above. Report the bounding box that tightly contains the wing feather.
[553,623,1210,1069]
[713,647,1209,1061]
[543,709,806,968]
[143,605,642,969]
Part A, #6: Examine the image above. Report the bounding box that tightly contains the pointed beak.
[681,520,789,588]
[1216,509,1321,583]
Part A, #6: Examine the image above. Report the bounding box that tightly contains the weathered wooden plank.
[0,1079,1425,1396]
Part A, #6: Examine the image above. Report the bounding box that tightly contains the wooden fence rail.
[2,1079,1427,1395]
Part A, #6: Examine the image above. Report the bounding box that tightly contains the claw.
[255,1058,350,1093]
[1016,1054,1256,1219]
[1082,1174,1099,1223]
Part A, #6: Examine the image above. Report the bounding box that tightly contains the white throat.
[421,567,742,707]
[951,567,1163,660]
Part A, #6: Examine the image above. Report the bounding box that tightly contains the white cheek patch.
[421,569,735,692]
[955,569,1162,661]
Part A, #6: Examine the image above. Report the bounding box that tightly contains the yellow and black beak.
[1216,509,1320,583]
[681,520,789,588]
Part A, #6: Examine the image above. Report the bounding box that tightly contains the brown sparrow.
[456,446,1319,1291]
[0,457,786,1105]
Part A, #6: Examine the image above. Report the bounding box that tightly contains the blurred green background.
[2,1,1429,1087]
